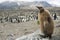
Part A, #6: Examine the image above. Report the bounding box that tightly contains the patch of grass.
[37,20,40,25]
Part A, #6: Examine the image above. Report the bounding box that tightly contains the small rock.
[7,34,15,40]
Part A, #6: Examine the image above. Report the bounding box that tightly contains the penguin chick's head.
[36,6,44,13]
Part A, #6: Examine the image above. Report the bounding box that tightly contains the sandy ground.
[0,20,60,40]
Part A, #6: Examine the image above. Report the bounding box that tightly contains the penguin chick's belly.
[43,21,52,34]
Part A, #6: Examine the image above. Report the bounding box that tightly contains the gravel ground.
[0,20,60,40]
